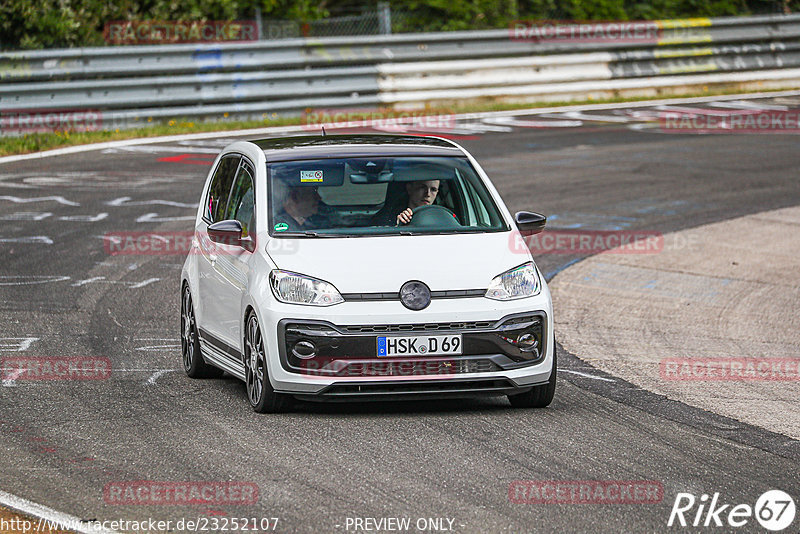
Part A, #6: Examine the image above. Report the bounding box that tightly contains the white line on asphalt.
[106,196,197,208]
[0,338,38,351]
[100,145,219,154]
[71,276,106,287]
[146,369,178,385]
[560,369,616,382]
[0,236,53,244]
[0,195,79,206]
[58,213,108,222]
[2,90,799,166]
[0,212,52,221]
[128,278,160,289]
[136,212,196,223]
[1,367,24,387]
[135,345,180,351]
[0,488,121,534]
[0,337,39,352]
[0,276,70,286]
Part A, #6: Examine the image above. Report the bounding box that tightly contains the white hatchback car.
[181,135,555,412]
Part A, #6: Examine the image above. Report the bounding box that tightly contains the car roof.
[250,134,464,162]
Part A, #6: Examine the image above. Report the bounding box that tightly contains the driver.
[371,180,440,226]
[273,186,328,230]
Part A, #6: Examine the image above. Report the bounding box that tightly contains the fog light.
[516,333,538,352]
[292,340,317,359]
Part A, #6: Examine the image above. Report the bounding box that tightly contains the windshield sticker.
[274,222,289,232]
[300,170,324,182]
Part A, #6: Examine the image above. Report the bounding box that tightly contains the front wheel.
[244,313,291,413]
[508,343,557,408]
[181,286,223,379]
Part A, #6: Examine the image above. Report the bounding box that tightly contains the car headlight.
[485,262,541,300]
[269,270,344,306]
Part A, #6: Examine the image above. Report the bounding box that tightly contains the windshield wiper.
[275,231,348,238]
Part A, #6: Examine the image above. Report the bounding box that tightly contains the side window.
[226,160,255,237]
[205,155,241,222]
[457,170,491,227]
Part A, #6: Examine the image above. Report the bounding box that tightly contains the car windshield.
[267,156,508,236]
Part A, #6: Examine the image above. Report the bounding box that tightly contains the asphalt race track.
[1,96,799,533]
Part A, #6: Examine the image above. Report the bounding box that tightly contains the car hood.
[266,231,531,293]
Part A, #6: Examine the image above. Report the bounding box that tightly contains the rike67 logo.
[668,490,796,531]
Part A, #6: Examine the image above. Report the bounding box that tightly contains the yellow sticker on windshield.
[300,170,324,182]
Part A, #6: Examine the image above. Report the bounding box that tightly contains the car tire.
[244,312,291,413]
[507,342,557,408]
[181,286,224,379]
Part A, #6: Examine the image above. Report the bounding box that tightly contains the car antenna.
[321,126,326,136]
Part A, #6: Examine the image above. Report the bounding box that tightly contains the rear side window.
[226,160,256,236]
[205,155,241,222]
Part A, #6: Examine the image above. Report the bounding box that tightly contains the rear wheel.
[181,286,223,379]
[244,313,291,413]
[508,343,557,408]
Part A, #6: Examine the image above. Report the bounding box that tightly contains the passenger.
[273,186,328,230]
[371,180,440,226]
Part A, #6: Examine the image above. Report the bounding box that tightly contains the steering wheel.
[405,204,461,228]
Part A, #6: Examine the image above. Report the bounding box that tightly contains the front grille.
[320,378,518,396]
[342,320,495,334]
[310,358,499,377]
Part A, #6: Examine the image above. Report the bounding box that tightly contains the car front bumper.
[257,291,555,399]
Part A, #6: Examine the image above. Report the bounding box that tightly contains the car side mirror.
[514,211,547,236]
[207,220,255,252]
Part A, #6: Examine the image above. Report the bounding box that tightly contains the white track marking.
[70,277,161,289]
[71,276,106,287]
[58,213,108,222]
[1,367,25,387]
[0,276,70,286]
[483,116,583,128]
[655,105,762,116]
[557,111,637,123]
[136,212,196,223]
[136,344,181,352]
[0,212,52,221]
[709,99,789,110]
[560,369,616,382]
[0,195,79,206]
[128,278,160,289]
[2,90,800,166]
[146,369,178,385]
[106,196,197,208]
[0,236,53,244]
[0,489,121,534]
[100,145,219,154]
[0,338,38,352]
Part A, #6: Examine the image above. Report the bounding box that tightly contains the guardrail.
[1,13,800,132]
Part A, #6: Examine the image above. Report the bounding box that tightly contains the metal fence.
[1,13,800,134]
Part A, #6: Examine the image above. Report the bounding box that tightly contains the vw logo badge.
[400,280,431,311]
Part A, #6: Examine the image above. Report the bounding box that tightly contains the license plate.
[376,335,462,357]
